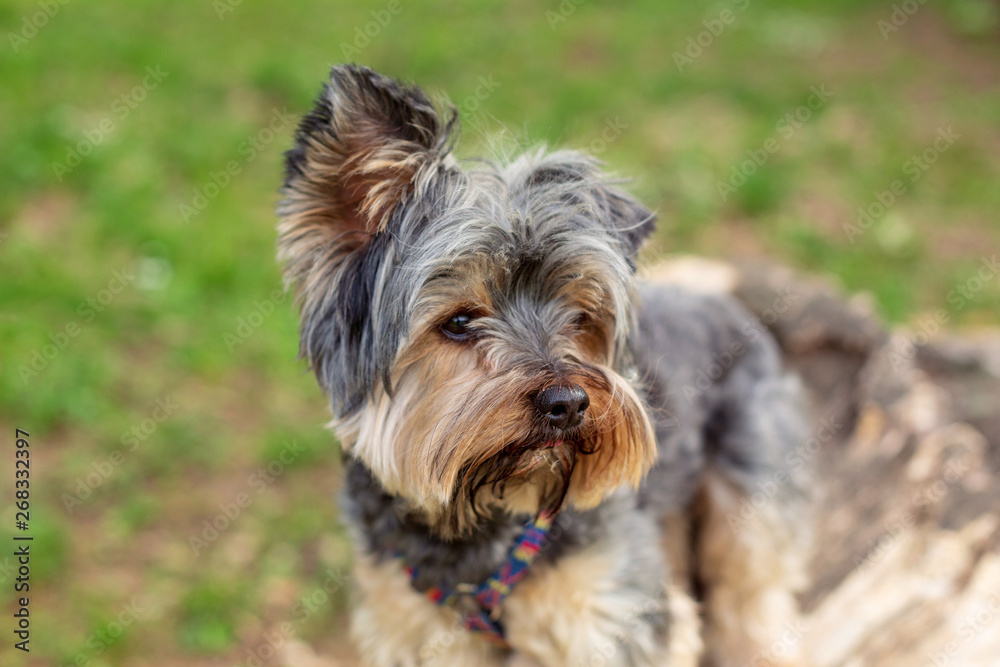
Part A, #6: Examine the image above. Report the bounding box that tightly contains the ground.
[1,1,999,665]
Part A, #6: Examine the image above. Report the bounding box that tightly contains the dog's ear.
[278,64,454,288]
[526,152,656,261]
[278,65,455,415]
[600,184,656,259]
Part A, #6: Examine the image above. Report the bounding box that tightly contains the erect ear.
[278,64,455,291]
[525,150,656,261]
[600,182,656,259]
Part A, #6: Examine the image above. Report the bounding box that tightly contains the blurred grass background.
[1,0,999,665]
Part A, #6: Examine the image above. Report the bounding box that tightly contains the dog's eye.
[442,313,475,340]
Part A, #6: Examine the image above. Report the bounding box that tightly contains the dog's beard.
[458,439,579,521]
[336,351,656,539]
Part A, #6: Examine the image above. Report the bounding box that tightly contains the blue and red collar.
[400,510,556,648]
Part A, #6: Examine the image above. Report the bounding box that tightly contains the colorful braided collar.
[401,510,556,648]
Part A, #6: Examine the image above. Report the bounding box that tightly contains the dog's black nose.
[535,384,590,430]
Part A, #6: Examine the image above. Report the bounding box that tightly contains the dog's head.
[278,65,656,537]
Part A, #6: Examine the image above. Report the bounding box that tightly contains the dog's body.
[279,65,811,667]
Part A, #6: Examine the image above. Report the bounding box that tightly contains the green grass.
[2,0,999,664]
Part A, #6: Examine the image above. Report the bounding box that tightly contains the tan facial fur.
[335,263,655,538]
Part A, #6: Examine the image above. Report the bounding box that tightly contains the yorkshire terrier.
[278,64,811,667]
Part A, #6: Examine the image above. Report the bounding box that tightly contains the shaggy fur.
[278,64,812,667]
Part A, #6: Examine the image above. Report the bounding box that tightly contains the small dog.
[278,64,811,667]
